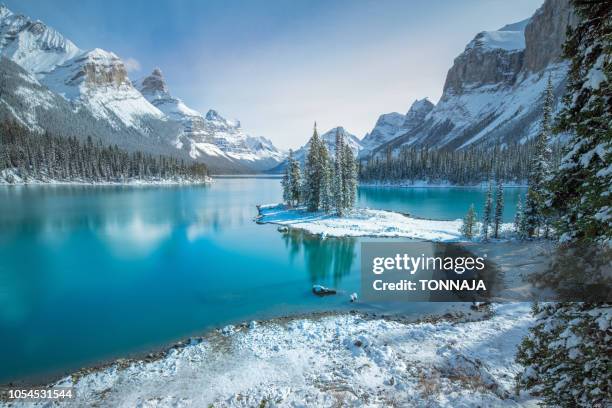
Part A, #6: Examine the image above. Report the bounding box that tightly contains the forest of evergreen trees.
[0,121,209,184]
[359,140,563,185]
[282,126,358,215]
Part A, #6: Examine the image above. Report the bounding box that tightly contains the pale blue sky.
[5,0,543,149]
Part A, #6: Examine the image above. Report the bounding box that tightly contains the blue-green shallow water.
[0,178,525,383]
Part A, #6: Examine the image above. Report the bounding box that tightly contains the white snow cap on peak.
[466,18,530,52]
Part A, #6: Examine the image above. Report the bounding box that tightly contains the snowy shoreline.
[1,303,536,407]
[257,204,513,241]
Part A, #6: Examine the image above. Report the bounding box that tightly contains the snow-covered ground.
[257,204,513,241]
[2,303,536,408]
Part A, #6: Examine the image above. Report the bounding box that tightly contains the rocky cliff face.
[523,0,579,73]
[367,0,577,156]
[443,21,527,95]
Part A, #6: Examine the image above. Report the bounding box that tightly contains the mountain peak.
[406,98,434,116]
[137,67,168,96]
[0,4,81,74]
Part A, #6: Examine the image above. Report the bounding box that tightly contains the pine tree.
[288,150,302,206]
[460,204,478,239]
[524,76,555,238]
[320,154,334,213]
[303,123,324,212]
[342,142,357,211]
[281,157,291,206]
[514,196,524,236]
[481,181,493,241]
[333,129,345,216]
[493,179,504,238]
[516,2,612,407]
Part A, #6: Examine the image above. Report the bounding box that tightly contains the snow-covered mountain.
[42,49,169,135]
[360,98,434,157]
[0,4,80,75]
[365,0,578,158]
[0,4,284,173]
[135,69,285,172]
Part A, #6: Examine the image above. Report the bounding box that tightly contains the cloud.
[124,57,141,72]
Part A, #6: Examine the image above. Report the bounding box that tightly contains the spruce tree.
[493,179,504,238]
[342,142,357,211]
[524,76,555,238]
[481,181,493,241]
[460,204,477,239]
[288,150,301,206]
[320,155,334,213]
[333,129,345,216]
[514,196,524,237]
[303,123,324,212]
[516,2,611,407]
[281,157,291,206]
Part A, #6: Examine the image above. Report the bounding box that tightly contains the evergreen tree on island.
[342,142,358,211]
[333,128,346,216]
[303,123,325,211]
[288,150,302,206]
[282,150,301,207]
[516,2,611,406]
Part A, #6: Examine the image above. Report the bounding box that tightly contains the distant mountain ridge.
[135,69,285,172]
[0,4,285,173]
[362,0,578,159]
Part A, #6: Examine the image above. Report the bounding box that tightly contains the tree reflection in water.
[282,229,356,286]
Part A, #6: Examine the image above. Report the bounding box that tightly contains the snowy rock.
[220,325,236,336]
[312,285,337,296]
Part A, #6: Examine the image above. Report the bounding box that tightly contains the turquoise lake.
[0,177,525,383]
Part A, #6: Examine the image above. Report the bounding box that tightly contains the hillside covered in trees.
[0,121,209,184]
[359,140,563,185]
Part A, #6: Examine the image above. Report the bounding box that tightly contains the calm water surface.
[0,178,525,383]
